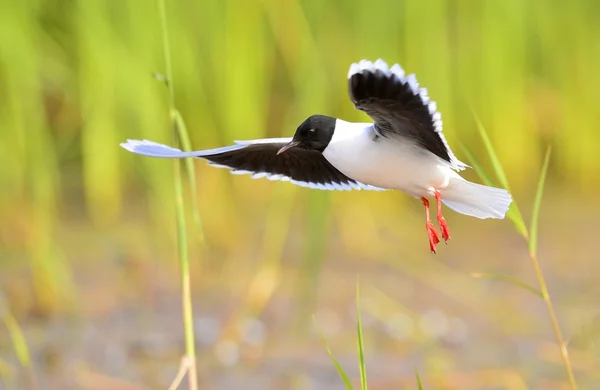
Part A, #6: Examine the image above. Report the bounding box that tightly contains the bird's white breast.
[322,120,455,197]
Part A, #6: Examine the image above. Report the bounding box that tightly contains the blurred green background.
[1,0,599,389]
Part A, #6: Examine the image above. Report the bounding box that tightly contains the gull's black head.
[277,115,336,155]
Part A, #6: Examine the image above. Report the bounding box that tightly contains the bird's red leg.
[434,190,450,243]
[421,197,440,253]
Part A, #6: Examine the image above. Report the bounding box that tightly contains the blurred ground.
[2,186,599,390]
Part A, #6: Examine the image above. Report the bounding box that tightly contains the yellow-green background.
[1,0,599,389]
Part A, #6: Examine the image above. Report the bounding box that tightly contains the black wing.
[347,59,466,170]
[120,139,385,191]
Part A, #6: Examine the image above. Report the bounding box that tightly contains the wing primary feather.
[121,139,247,158]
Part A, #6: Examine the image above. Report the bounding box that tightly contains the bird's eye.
[308,128,316,134]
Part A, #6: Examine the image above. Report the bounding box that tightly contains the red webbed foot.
[434,191,451,243]
[422,197,440,253]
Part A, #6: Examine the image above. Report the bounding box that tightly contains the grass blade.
[529,146,552,257]
[470,272,542,298]
[0,293,36,389]
[415,369,424,390]
[356,278,367,390]
[464,118,574,388]
[523,144,576,388]
[156,0,198,388]
[173,109,205,244]
[470,109,511,190]
[459,143,496,187]
[312,316,354,390]
[460,143,528,239]
[1,312,31,368]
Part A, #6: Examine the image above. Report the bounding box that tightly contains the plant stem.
[157,0,198,389]
[529,252,577,390]
[173,156,198,390]
[525,147,576,389]
[157,0,174,109]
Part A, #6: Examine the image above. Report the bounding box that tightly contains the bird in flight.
[121,59,512,253]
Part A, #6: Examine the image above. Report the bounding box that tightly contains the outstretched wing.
[347,59,467,171]
[121,139,385,191]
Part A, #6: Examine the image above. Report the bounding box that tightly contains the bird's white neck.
[329,119,373,145]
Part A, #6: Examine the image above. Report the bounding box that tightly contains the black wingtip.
[348,59,420,105]
[347,60,445,134]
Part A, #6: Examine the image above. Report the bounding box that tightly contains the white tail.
[442,177,512,219]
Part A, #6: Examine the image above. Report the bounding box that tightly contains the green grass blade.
[460,143,529,238]
[415,369,424,390]
[470,272,542,298]
[2,312,31,368]
[0,293,30,369]
[312,316,354,390]
[173,109,205,244]
[156,0,198,388]
[470,114,530,234]
[468,110,532,233]
[356,278,367,390]
[0,292,37,388]
[529,146,552,257]
[470,109,511,190]
[458,143,495,187]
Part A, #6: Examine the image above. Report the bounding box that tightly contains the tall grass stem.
[157,0,198,388]
[467,127,576,389]
[528,147,577,389]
